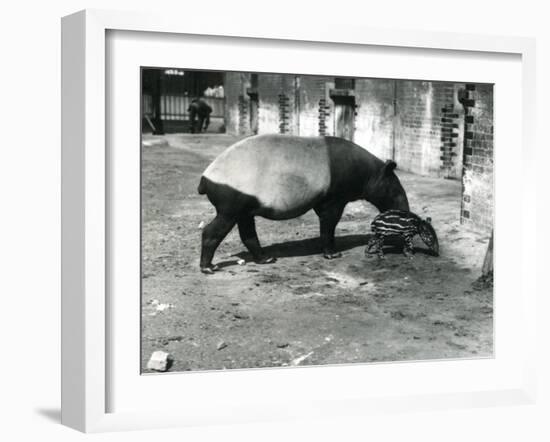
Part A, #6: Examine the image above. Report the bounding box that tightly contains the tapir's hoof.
[323,252,342,260]
[200,264,220,275]
[365,246,378,256]
[256,256,276,265]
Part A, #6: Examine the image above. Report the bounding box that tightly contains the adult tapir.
[197,134,409,274]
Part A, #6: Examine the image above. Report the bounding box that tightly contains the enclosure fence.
[142,95,225,121]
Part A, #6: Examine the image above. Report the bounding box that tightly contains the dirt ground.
[141,134,493,373]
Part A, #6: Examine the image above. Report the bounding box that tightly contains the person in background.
[188,98,213,133]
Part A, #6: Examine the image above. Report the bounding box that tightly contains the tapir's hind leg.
[314,202,346,259]
[237,216,275,264]
[200,213,236,274]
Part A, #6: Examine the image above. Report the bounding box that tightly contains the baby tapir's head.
[418,217,439,256]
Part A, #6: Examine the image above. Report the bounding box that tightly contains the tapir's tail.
[197,176,207,195]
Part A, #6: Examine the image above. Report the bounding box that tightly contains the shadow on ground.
[228,233,435,268]
[237,234,370,259]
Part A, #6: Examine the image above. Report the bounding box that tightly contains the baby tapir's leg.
[403,234,415,258]
[376,235,386,259]
[365,236,379,255]
[365,235,384,257]
[237,216,275,264]
[200,214,237,274]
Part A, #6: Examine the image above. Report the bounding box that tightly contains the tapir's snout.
[431,238,440,257]
[376,191,409,213]
[394,193,410,212]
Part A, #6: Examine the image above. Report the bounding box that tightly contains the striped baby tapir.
[197,134,410,274]
[366,210,439,258]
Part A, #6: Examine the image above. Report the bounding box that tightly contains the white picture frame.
[61,9,537,433]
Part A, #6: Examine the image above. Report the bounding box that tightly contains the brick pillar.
[440,103,460,178]
[278,94,290,134]
[318,98,330,136]
[459,83,494,232]
[238,95,248,135]
[459,84,476,224]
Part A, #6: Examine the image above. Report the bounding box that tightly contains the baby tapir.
[198,134,410,274]
[366,210,439,258]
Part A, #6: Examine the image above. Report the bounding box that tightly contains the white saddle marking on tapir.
[203,135,332,214]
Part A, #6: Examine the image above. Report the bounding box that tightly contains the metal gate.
[142,95,225,121]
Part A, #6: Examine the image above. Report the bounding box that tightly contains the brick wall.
[295,76,327,136]
[460,84,494,233]
[320,79,335,136]
[394,81,464,178]
[225,76,483,183]
[224,72,252,135]
[224,73,493,231]
[440,92,464,180]
[354,79,395,161]
[226,75,469,179]
[256,74,298,134]
[226,73,338,137]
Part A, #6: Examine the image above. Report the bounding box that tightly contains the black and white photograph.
[140,68,494,373]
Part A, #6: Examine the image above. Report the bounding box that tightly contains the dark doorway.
[247,74,259,134]
[330,78,356,141]
[333,99,355,141]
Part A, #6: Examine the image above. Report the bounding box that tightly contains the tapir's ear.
[426,217,432,224]
[384,160,397,175]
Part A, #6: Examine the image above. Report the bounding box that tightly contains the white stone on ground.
[147,351,172,372]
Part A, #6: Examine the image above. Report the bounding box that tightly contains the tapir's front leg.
[314,202,346,259]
